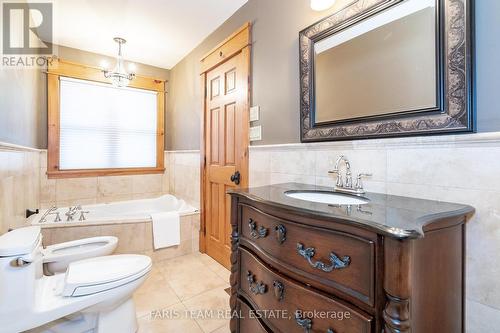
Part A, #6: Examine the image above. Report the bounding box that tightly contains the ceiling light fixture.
[310,0,336,11]
[103,37,135,87]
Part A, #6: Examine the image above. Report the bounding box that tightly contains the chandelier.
[103,37,135,87]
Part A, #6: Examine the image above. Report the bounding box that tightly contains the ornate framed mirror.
[299,0,474,142]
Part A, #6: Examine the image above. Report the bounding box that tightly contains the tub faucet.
[328,155,372,194]
[49,211,62,222]
[39,206,57,223]
[65,205,82,222]
[79,211,90,221]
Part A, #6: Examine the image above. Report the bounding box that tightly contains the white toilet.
[42,236,118,274]
[0,226,151,333]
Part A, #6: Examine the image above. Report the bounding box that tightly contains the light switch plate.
[250,126,262,141]
[250,106,260,122]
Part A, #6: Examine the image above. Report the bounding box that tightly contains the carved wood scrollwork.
[383,293,411,333]
[229,198,240,333]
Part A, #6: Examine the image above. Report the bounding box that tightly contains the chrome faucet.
[79,210,90,221]
[65,205,82,222]
[328,155,372,194]
[50,211,62,222]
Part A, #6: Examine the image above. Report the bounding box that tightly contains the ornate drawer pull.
[248,218,268,239]
[273,280,285,301]
[295,310,312,333]
[296,243,351,272]
[247,271,267,295]
[275,224,286,244]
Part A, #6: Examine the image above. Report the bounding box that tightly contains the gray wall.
[0,66,46,148]
[167,0,348,150]
[0,45,169,149]
[167,0,500,150]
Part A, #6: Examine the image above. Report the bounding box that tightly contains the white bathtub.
[32,195,198,228]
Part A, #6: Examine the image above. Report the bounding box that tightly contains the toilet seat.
[62,254,152,297]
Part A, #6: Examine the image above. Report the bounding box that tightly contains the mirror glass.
[314,0,437,124]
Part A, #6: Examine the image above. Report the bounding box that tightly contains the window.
[47,59,165,178]
[59,78,158,169]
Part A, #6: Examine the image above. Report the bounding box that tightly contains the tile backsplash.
[0,144,40,234]
[166,150,200,209]
[249,132,500,331]
[39,150,169,209]
[38,150,201,209]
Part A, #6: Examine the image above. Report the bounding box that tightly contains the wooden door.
[201,24,251,268]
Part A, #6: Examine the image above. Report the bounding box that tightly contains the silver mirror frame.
[299,0,474,142]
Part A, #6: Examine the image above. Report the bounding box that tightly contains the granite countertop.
[228,183,474,239]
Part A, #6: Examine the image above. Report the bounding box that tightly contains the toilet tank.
[0,226,43,313]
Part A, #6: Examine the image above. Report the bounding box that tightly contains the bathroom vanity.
[228,183,474,333]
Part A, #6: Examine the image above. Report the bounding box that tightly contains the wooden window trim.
[47,58,166,179]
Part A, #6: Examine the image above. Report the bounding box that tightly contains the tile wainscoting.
[249,132,500,331]
[38,150,201,209]
[165,150,201,209]
[39,151,170,209]
[0,143,40,234]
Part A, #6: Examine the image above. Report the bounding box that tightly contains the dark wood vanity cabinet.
[228,184,473,333]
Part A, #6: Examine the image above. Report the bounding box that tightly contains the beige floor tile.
[182,286,231,333]
[197,253,231,283]
[156,253,227,300]
[134,278,180,318]
[161,255,211,280]
[138,302,203,333]
[213,267,231,285]
[135,253,231,331]
[136,266,168,295]
[167,270,227,301]
[160,253,207,277]
[210,322,231,333]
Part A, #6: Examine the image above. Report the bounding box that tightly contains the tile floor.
[135,252,231,333]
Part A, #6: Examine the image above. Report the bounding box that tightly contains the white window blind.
[59,77,158,170]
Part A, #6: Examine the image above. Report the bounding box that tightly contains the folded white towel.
[151,211,180,250]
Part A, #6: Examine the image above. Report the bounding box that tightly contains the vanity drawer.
[239,247,373,333]
[240,203,376,306]
[237,298,273,333]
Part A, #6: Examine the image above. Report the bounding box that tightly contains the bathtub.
[32,194,198,227]
[31,195,200,262]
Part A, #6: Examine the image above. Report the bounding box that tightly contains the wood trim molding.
[199,72,207,253]
[47,73,61,177]
[47,167,165,179]
[47,58,166,179]
[200,22,251,73]
[48,58,165,92]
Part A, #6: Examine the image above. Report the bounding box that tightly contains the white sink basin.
[285,190,369,205]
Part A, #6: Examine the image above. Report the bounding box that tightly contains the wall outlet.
[250,125,262,141]
[250,106,260,122]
